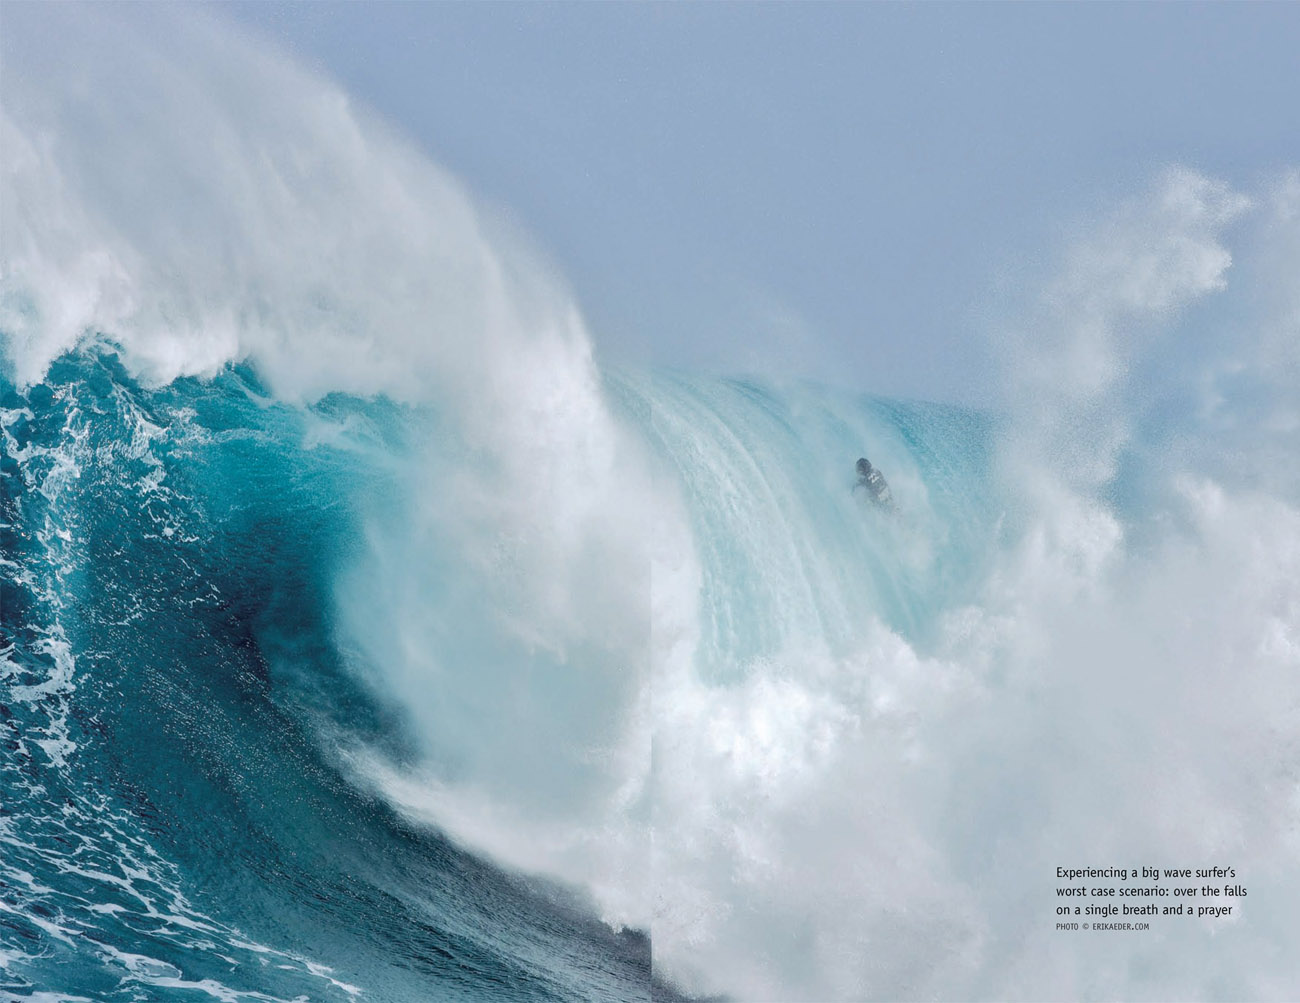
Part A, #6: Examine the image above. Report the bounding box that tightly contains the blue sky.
[225,2,1300,404]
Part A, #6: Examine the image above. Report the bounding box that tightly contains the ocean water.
[0,351,990,1002]
[0,350,669,1002]
[4,6,1300,1002]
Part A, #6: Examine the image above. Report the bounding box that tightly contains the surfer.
[853,457,894,510]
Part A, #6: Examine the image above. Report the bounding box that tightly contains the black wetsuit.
[854,458,894,509]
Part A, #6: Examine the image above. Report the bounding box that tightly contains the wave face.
[5,6,1300,1002]
[0,338,998,1001]
[0,337,1003,1002]
[0,353,664,1002]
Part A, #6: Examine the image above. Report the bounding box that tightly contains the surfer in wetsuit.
[854,457,894,510]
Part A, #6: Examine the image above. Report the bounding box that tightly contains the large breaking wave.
[4,6,1299,1001]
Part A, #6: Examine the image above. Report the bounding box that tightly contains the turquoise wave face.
[3,347,1001,1002]
[609,370,1001,671]
[0,349,666,1002]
